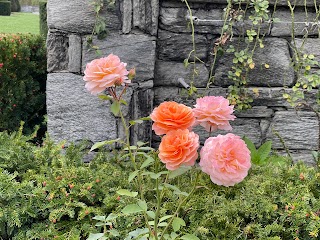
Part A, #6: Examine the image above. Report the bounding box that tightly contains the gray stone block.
[131,87,154,143]
[162,0,320,7]
[271,10,319,37]
[266,111,319,150]
[154,86,228,107]
[121,0,132,33]
[193,118,262,146]
[47,31,69,72]
[82,32,156,82]
[47,0,96,33]
[234,106,274,118]
[154,60,209,87]
[213,38,295,87]
[68,35,82,73]
[157,30,208,61]
[47,73,118,144]
[160,7,270,35]
[294,38,320,64]
[132,0,159,35]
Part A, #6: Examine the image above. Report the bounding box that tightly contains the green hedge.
[0,1,11,16]
[0,34,46,136]
[0,130,320,239]
[39,1,47,38]
[10,0,20,12]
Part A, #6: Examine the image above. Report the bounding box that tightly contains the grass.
[0,12,39,34]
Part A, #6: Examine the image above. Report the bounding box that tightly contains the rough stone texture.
[68,35,82,73]
[194,118,262,145]
[272,10,319,37]
[122,0,132,33]
[294,38,320,64]
[82,32,156,82]
[159,7,270,35]
[213,38,295,87]
[154,86,228,107]
[47,31,69,72]
[132,0,159,35]
[234,106,274,118]
[162,0,320,7]
[47,73,118,143]
[157,30,208,61]
[154,60,209,87]
[266,111,319,150]
[131,86,154,143]
[47,0,96,33]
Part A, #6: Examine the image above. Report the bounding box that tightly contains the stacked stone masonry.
[47,0,319,164]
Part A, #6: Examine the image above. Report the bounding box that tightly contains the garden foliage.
[0,34,46,135]
[0,0,11,16]
[1,128,320,239]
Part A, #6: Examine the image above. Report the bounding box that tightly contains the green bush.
[10,0,20,12]
[0,34,46,136]
[0,1,11,16]
[1,129,320,239]
[39,1,47,38]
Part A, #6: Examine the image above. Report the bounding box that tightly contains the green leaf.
[109,229,120,237]
[137,141,147,147]
[120,99,127,105]
[243,136,259,164]
[90,138,121,151]
[98,94,113,101]
[121,204,143,214]
[137,200,148,211]
[95,222,109,227]
[147,171,169,179]
[159,215,173,223]
[312,151,319,161]
[183,58,189,68]
[139,146,155,151]
[257,140,272,163]
[106,213,118,221]
[146,211,155,219]
[180,234,200,240]
[168,166,192,179]
[110,101,120,116]
[87,233,105,240]
[92,215,106,222]
[172,217,186,232]
[123,146,138,151]
[140,157,155,169]
[128,170,139,183]
[116,189,138,197]
[129,119,143,125]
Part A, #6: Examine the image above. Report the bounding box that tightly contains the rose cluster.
[151,97,251,187]
[84,54,251,187]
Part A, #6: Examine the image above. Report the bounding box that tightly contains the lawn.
[0,12,39,34]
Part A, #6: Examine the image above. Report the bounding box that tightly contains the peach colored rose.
[159,129,199,170]
[199,133,251,187]
[150,101,195,135]
[83,54,129,95]
[193,96,236,132]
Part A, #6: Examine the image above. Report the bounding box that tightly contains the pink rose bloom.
[199,133,251,187]
[159,129,199,170]
[83,54,130,94]
[193,96,236,132]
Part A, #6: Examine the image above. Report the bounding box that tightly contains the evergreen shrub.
[0,34,46,136]
[0,128,320,239]
[10,0,20,12]
[0,1,11,16]
[39,1,47,38]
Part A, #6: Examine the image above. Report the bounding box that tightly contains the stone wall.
[47,0,319,163]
